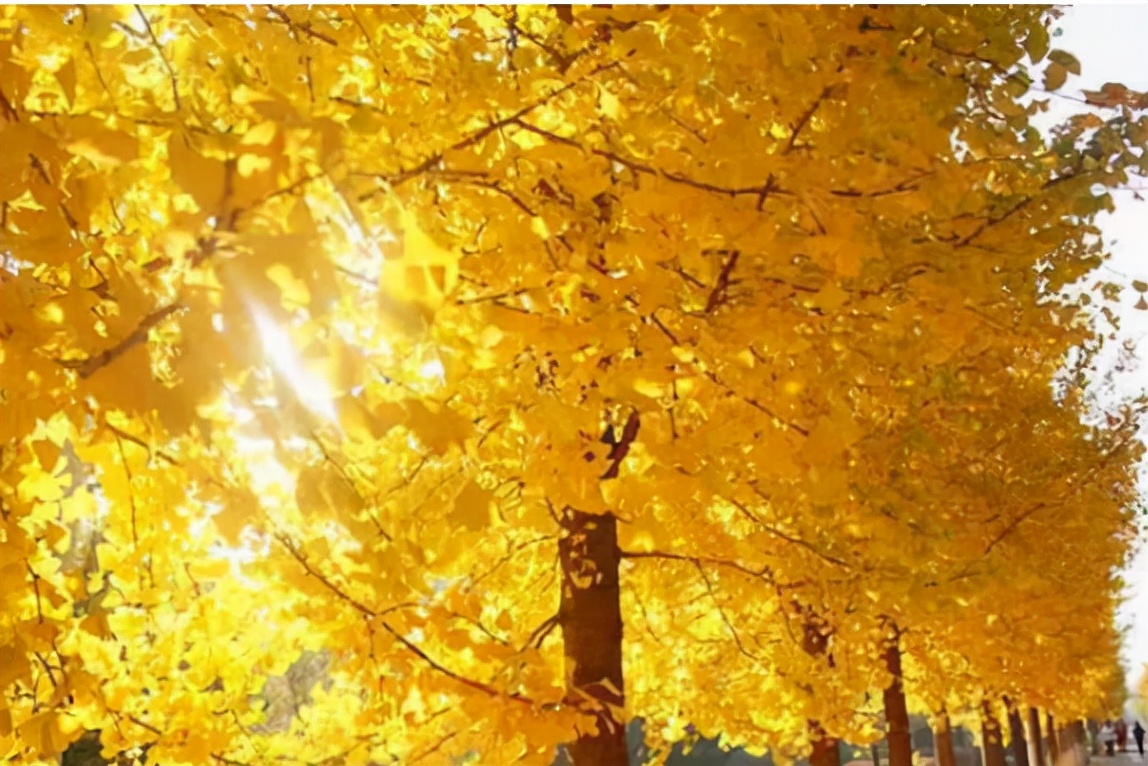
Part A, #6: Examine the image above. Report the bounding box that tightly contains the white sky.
[1046,3,1148,709]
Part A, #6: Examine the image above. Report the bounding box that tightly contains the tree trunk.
[558,508,628,766]
[1028,707,1045,766]
[1005,698,1030,766]
[810,724,840,766]
[935,711,957,766]
[882,624,913,766]
[1047,713,1060,766]
[1085,720,1099,757]
[1057,721,1087,766]
[983,701,1007,766]
[1057,726,1071,765]
[1074,720,1091,766]
[802,608,839,766]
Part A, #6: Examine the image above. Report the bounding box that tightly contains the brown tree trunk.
[1057,721,1087,766]
[1028,707,1045,766]
[1047,713,1060,766]
[1085,720,1099,757]
[882,624,913,766]
[1075,720,1091,765]
[810,723,840,766]
[558,508,628,766]
[983,701,1007,766]
[1006,698,1030,766]
[801,607,840,766]
[935,711,957,766]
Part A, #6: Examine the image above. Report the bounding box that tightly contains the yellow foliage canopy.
[0,4,1145,765]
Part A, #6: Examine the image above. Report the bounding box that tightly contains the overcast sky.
[1045,4,1148,708]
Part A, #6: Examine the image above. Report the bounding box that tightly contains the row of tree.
[2,4,1146,765]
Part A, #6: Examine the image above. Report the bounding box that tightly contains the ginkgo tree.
[2,4,1147,766]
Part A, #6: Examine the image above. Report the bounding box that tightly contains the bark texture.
[1006,698,1031,766]
[1028,707,1045,766]
[559,508,628,766]
[881,625,912,766]
[983,702,1008,766]
[935,712,957,766]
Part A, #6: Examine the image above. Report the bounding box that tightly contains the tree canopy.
[1,5,1147,766]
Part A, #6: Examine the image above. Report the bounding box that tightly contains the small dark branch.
[276,534,377,618]
[360,60,623,198]
[859,16,895,32]
[705,250,740,313]
[58,303,184,379]
[513,23,581,73]
[730,494,850,569]
[126,713,163,736]
[702,370,810,436]
[134,6,180,110]
[785,86,833,154]
[409,732,460,765]
[304,55,315,102]
[309,430,393,542]
[621,549,780,585]
[955,196,1033,248]
[510,118,582,148]
[466,533,553,592]
[103,422,180,467]
[516,119,788,205]
[112,432,145,587]
[377,619,536,706]
[347,8,379,56]
[829,171,933,198]
[27,564,44,624]
[526,614,559,649]
[266,6,337,45]
[0,87,19,121]
[28,154,79,231]
[458,288,529,306]
[662,107,708,144]
[657,259,706,290]
[505,7,519,70]
[693,561,759,661]
[646,310,679,345]
[439,173,537,217]
[335,264,376,287]
[600,410,640,480]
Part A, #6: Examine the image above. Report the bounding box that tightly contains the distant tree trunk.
[881,622,913,766]
[1058,721,1088,766]
[983,701,1007,766]
[1028,707,1045,766]
[935,711,957,766]
[1047,713,1060,766]
[1005,698,1030,766]
[1075,720,1092,765]
[558,508,628,766]
[810,724,840,766]
[801,607,840,766]
[1085,720,1099,757]
[872,742,883,766]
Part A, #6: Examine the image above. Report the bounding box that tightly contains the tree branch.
[58,304,184,379]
